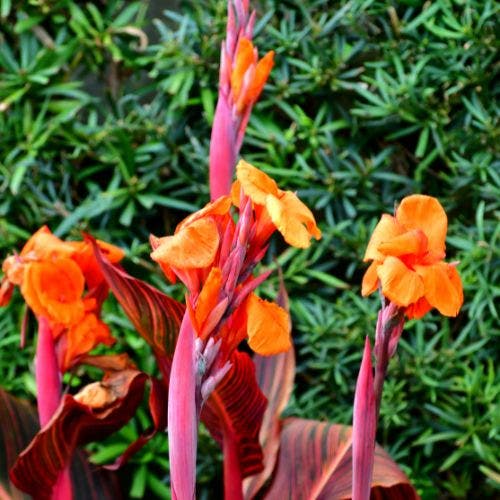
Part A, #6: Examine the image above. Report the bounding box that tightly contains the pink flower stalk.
[209,0,274,199]
[35,317,73,500]
[352,336,376,500]
[152,161,321,498]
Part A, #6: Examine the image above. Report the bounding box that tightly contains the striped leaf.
[91,236,185,359]
[202,350,268,481]
[263,418,419,499]
[243,347,296,498]
[0,387,121,500]
[9,370,147,499]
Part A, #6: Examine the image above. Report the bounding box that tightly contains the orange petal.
[63,314,115,371]
[236,160,279,205]
[246,50,274,104]
[231,38,256,100]
[265,191,321,248]
[177,196,232,232]
[246,294,291,355]
[20,226,74,261]
[396,195,447,256]
[364,214,403,262]
[0,277,14,306]
[414,262,463,317]
[377,256,424,307]
[150,217,219,269]
[361,261,379,296]
[2,255,24,285]
[68,240,125,290]
[195,267,223,336]
[21,259,85,325]
[377,229,428,257]
[405,296,433,319]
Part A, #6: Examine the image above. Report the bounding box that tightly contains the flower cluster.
[0,227,124,370]
[151,160,321,356]
[362,195,463,319]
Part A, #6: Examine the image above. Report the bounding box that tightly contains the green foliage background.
[0,0,498,498]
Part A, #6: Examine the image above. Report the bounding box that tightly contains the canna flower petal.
[377,229,428,257]
[405,296,433,320]
[68,239,125,290]
[21,259,85,325]
[151,218,220,270]
[62,313,115,371]
[20,226,74,261]
[395,195,447,255]
[236,159,279,204]
[363,214,403,262]
[235,160,321,248]
[361,261,380,297]
[376,256,424,307]
[266,191,321,248]
[178,196,232,232]
[246,294,291,355]
[414,262,463,317]
[195,267,224,338]
[246,50,274,104]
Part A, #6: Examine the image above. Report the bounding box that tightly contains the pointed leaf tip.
[352,336,376,500]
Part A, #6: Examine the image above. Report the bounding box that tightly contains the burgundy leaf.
[243,347,295,499]
[263,418,418,500]
[90,237,184,360]
[202,351,267,481]
[104,377,168,470]
[0,388,121,500]
[9,370,147,499]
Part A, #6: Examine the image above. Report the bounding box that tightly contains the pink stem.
[352,336,376,500]
[35,317,61,427]
[168,312,198,500]
[35,316,73,500]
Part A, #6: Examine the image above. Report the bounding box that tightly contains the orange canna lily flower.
[151,160,318,358]
[230,38,274,114]
[1,226,124,371]
[234,160,322,248]
[362,195,463,319]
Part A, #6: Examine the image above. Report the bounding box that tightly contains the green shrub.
[0,0,498,497]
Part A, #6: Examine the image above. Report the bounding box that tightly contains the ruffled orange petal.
[22,259,85,325]
[246,50,274,104]
[150,217,219,269]
[177,196,232,232]
[364,214,403,262]
[231,38,255,100]
[20,226,74,261]
[396,195,447,256]
[377,256,424,307]
[68,240,125,290]
[246,294,291,355]
[63,313,115,371]
[377,229,428,257]
[266,191,321,248]
[361,261,380,296]
[236,160,279,205]
[2,255,24,285]
[415,262,463,317]
[405,296,433,319]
